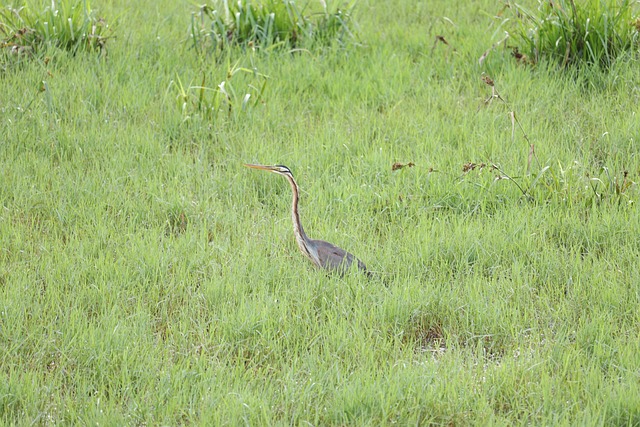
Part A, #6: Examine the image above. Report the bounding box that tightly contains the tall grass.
[190,0,357,54]
[0,0,111,57]
[504,0,640,68]
[168,57,269,121]
[1,0,640,424]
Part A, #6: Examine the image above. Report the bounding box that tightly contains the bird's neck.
[286,174,320,266]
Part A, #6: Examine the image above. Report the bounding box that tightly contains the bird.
[244,164,368,275]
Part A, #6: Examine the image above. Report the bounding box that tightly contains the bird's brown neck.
[284,173,319,266]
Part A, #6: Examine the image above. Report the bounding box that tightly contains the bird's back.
[312,239,368,274]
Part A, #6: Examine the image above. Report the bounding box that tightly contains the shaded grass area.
[1,0,640,424]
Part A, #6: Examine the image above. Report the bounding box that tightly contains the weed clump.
[503,0,640,69]
[190,0,357,54]
[0,0,112,58]
[169,59,269,122]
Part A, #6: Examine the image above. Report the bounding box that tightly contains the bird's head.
[244,164,293,177]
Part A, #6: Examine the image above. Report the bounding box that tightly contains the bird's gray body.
[245,163,368,275]
[311,239,367,274]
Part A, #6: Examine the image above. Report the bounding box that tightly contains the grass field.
[2,0,640,425]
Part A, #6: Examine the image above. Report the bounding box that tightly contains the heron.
[245,164,368,275]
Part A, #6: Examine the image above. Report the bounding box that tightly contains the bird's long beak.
[244,163,276,171]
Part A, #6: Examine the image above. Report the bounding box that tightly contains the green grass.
[0,0,112,60]
[2,0,640,424]
[493,0,640,69]
[190,0,356,54]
